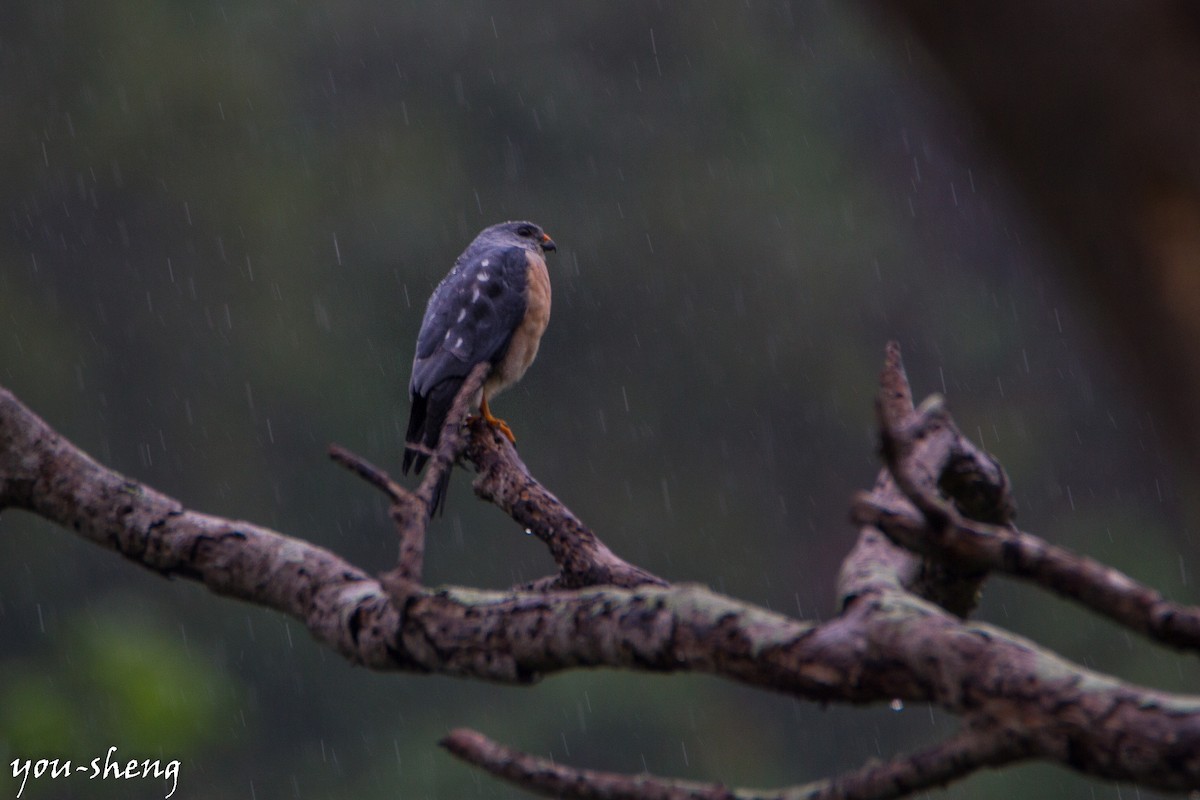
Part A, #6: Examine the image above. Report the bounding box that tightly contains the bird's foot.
[475,396,518,444]
[467,414,517,443]
[489,416,517,444]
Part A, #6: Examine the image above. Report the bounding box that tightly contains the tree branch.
[852,494,1200,651]
[464,418,668,590]
[330,362,489,586]
[840,342,1011,617]
[441,727,744,800]
[4,344,1200,794]
[441,724,1030,800]
[855,343,1200,651]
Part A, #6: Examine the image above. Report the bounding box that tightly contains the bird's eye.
[516,225,534,237]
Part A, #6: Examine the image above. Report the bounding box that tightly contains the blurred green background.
[1,2,1193,798]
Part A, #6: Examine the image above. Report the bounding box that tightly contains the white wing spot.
[454,337,464,349]
[477,271,490,282]
[472,288,481,303]
[457,308,466,322]
[481,259,490,267]
[444,330,454,341]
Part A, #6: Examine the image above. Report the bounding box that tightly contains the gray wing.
[410,245,530,397]
[402,244,532,513]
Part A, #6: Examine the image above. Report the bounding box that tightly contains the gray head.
[468,220,557,256]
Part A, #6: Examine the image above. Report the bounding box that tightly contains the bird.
[402,220,556,514]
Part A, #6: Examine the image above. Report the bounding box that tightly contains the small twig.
[328,364,490,586]
[875,344,1013,529]
[440,727,746,799]
[465,420,667,590]
[329,443,427,583]
[439,725,1029,800]
[328,444,409,503]
[814,724,1030,800]
[878,340,915,426]
[876,401,960,533]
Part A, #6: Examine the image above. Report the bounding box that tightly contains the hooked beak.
[540,232,557,253]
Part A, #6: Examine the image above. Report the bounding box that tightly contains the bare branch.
[329,444,428,584]
[853,495,1200,651]
[328,353,662,591]
[329,363,490,584]
[876,341,914,431]
[812,725,1030,800]
[6,341,1200,794]
[441,724,1030,800]
[861,344,1200,651]
[441,728,743,800]
[329,443,409,503]
[465,420,667,590]
[842,342,1011,616]
[875,345,1014,530]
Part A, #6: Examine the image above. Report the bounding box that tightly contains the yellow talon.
[479,395,517,444]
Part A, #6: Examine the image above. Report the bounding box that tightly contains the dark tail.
[402,379,463,515]
[402,393,430,474]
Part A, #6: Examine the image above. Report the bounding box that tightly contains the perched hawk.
[402,220,556,513]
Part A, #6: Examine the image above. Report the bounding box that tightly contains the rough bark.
[2,345,1199,796]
